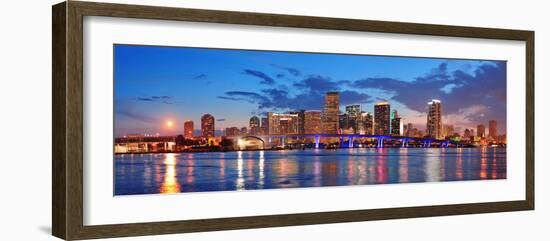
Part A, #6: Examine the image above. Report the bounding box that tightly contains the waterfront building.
[345,104,361,133]
[249,116,260,135]
[464,128,472,139]
[361,112,374,135]
[391,110,403,136]
[322,92,340,134]
[240,127,248,135]
[339,113,349,132]
[201,114,215,138]
[289,110,306,135]
[267,112,299,135]
[489,120,498,139]
[225,127,240,136]
[427,99,442,139]
[443,124,454,138]
[114,135,176,154]
[261,117,269,135]
[304,110,322,134]
[184,120,194,139]
[406,123,413,137]
[477,124,486,138]
[411,128,419,137]
[374,101,391,135]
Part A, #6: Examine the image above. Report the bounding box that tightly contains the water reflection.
[398,148,408,183]
[236,151,245,190]
[114,148,507,195]
[159,153,180,194]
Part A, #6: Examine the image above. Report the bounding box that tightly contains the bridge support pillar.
[281,136,286,145]
[377,138,384,148]
[348,137,354,148]
[315,135,320,149]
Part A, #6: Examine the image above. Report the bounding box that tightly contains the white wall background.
[0,0,547,240]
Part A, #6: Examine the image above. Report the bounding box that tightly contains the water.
[114,148,506,195]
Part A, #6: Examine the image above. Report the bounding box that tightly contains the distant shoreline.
[114,146,503,155]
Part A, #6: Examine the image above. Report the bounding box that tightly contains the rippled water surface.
[114,148,506,195]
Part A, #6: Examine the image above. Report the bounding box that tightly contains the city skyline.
[114,44,507,137]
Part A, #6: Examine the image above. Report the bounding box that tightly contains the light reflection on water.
[114,148,507,195]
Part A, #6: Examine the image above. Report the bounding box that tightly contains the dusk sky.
[114,44,507,137]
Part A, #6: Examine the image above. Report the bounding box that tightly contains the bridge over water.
[234,134,451,148]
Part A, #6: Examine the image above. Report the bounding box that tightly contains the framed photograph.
[52,1,534,240]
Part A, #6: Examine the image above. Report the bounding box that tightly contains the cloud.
[443,105,488,129]
[272,64,301,76]
[350,62,506,126]
[219,74,370,111]
[293,75,340,94]
[136,95,174,104]
[192,74,207,79]
[116,103,159,124]
[216,118,226,122]
[242,69,275,85]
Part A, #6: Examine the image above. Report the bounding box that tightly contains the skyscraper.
[304,110,322,134]
[184,120,194,139]
[225,127,240,136]
[362,112,373,135]
[464,128,472,139]
[249,116,260,135]
[345,104,361,133]
[477,124,486,138]
[322,92,340,134]
[268,112,299,135]
[427,99,442,139]
[290,110,306,135]
[391,110,403,136]
[443,124,454,138]
[406,123,413,137]
[261,117,268,135]
[339,113,349,132]
[489,120,497,139]
[374,102,391,135]
[201,114,215,138]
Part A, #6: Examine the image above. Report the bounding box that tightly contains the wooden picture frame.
[52,1,534,240]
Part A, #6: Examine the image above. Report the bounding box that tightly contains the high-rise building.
[322,92,340,134]
[344,104,361,133]
[339,113,349,132]
[201,114,215,138]
[391,110,403,136]
[477,124,486,138]
[267,112,299,135]
[184,120,194,138]
[406,123,413,137]
[374,102,391,135]
[427,99,442,139]
[362,112,374,135]
[249,116,260,135]
[464,128,473,139]
[261,117,269,135]
[289,110,306,135]
[240,127,248,135]
[225,127,240,136]
[489,120,497,139]
[443,124,454,138]
[304,110,322,134]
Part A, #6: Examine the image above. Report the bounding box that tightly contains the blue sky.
[114,44,506,137]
